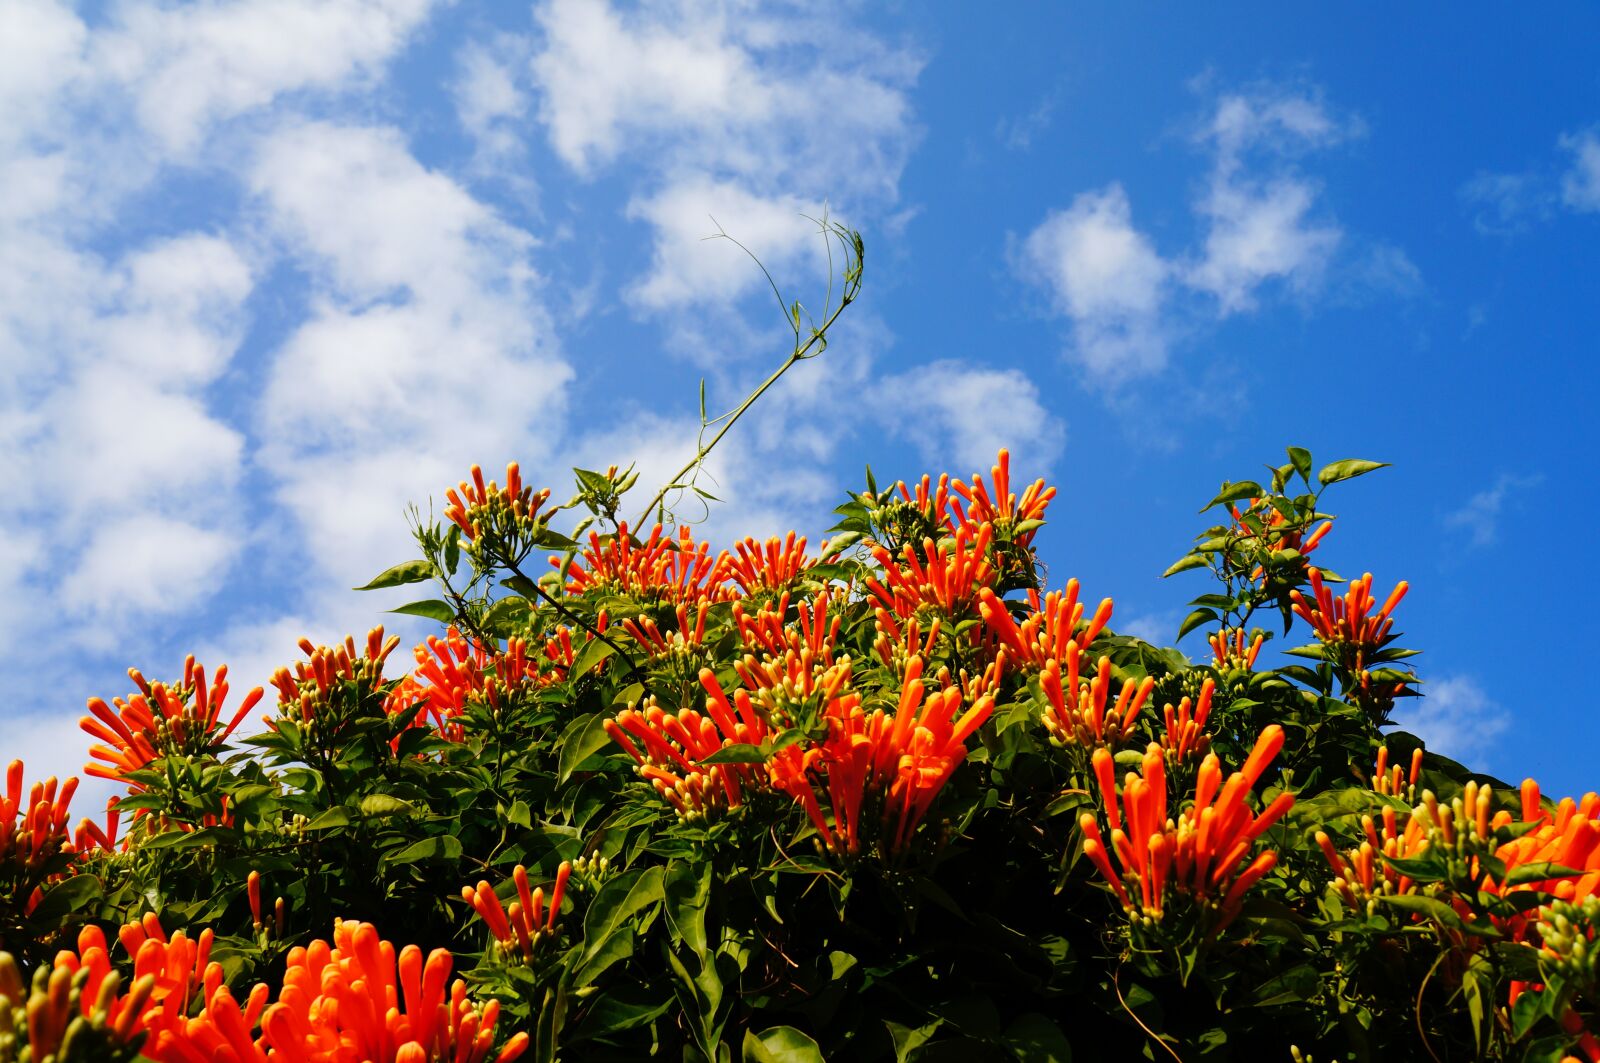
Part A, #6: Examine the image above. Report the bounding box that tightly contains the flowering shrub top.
[0,442,1595,1063]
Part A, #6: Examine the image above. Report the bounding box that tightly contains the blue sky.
[3,1,1597,808]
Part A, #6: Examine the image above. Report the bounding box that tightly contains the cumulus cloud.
[250,120,571,585]
[530,0,920,310]
[1019,86,1388,385]
[1185,90,1351,314]
[92,0,439,153]
[869,360,1066,476]
[1560,129,1600,212]
[1020,185,1171,382]
[1460,171,1554,236]
[1390,676,1511,766]
[1444,473,1543,549]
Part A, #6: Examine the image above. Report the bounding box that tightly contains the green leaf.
[575,867,666,984]
[1177,607,1218,641]
[1162,553,1209,578]
[358,795,417,817]
[355,560,433,591]
[483,596,531,631]
[1380,892,1463,928]
[386,835,463,864]
[700,743,767,765]
[1003,1013,1073,1063]
[570,636,616,679]
[558,713,616,784]
[743,1027,825,1063]
[389,599,455,623]
[664,860,712,958]
[1501,861,1583,887]
[506,800,532,828]
[1316,459,1390,486]
[1287,446,1313,483]
[1200,480,1262,513]
[305,807,351,831]
[885,1019,943,1063]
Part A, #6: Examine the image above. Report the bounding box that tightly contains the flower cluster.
[445,462,553,564]
[1036,644,1155,753]
[977,581,1113,672]
[556,523,734,605]
[268,628,402,726]
[867,521,996,630]
[81,658,263,791]
[1080,726,1294,937]
[1,763,79,922]
[463,863,572,964]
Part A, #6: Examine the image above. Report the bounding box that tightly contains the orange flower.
[384,628,547,745]
[260,919,527,1063]
[734,589,841,663]
[977,582,1113,672]
[463,862,572,963]
[1290,569,1408,662]
[444,462,551,545]
[2,761,80,917]
[1208,628,1263,671]
[778,657,996,857]
[538,614,610,681]
[1229,497,1332,583]
[81,657,264,789]
[554,523,734,605]
[268,627,402,725]
[721,533,814,596]
[1037,643,1155,752]
[949,449,1056,549]
[1159,679,1215,765]
[1081,726,1294,935]
[866,521,996,628]
[604,671,781,819]
[1371,744,1424,803]
[622,602,711,661]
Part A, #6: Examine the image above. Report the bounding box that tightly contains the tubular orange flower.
[734,589,841,660]
[1160,679,1215,764]
[866,521,996,626]
[721,533,815,596]
[1,762,80,919]
[949,448,1056,549]
[259,919,527,1062]
[1082,725,1293,936]
[1229,497,1332,583]
[444,462,552,545]
[554,523,734,605]
[1290,569,1408,661]
[81,657,264,789]
[604,671,782,819]
[977,582,1113,672]
[1208,628,1263,671]
[73,797,123,855]
[1372,744,1425,803]
[267,627,402,725]
[1037,643,1155,752]
[463,862,572,963]
[622,602,711,663]
[779,656,996,857]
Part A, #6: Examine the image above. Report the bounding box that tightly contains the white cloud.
[1444,473,1542,549]
[249,120,571,587]
[93,0,439,153]
[60,515,236,622]
[1559,129,1600,212]
[1186,91,1350,314]
[1460,171,1553,236]
[1020,184,1171,382]
[626,178,825,309]
[1020,85,1396,385]
[869,360,1066,477]
[530,0,920,315]
[1390,676,1511,766]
